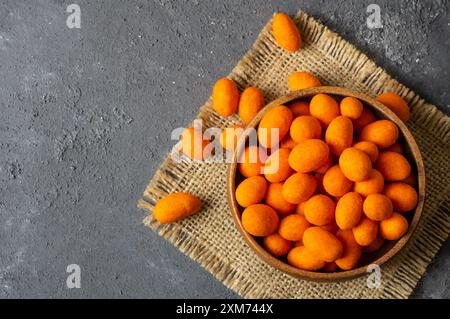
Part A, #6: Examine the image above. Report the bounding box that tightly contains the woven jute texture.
[138,11,450,298]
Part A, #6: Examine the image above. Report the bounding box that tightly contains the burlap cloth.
[138,11,450,298]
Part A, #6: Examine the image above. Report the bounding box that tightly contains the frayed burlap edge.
[138,11,450,299]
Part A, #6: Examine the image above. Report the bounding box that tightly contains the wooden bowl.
[227,86,425,281]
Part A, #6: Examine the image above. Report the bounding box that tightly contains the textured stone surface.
[0,0,448,298]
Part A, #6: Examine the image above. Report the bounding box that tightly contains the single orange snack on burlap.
[377,92,410,123]
[288,71,321,91]
[272,13,302,52]
[154,192,202,223]
[212,78,239,116]
[181,127,210,160]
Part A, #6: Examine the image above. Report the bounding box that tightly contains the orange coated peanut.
[264,148,294,182]
[380,212,409,240]
[279,214,311,241]
[359,120,399,149]
[309,93,340,127]
[363,194,393,221]
[375,151,411,181]
[323,165,353,197]
[181,127,210,160]
[154,192,202,223]
[353,169,384,197]
[383,182,418,212]
[265,182,296,215]
[340,97,363,120]
[287,246,326,271]
[353,141,379,163]
[238,145,267,178]
[304,194,336,226]
[241,204,279,237]
[263,233,291,257]
[238,87,265,124]
[212,78,239,116]
[335,229,362,270]
[258,105,293,148]
[282,172,317,204]
[352,217,378,246]
[272,13,302,52]
[288,71,322,91]
[235,176,267,208]
[288,139,330,173]
[335,192,363,230]
[289,100,310,117]
[377,92,410,122]
[325,116,354,156]
[339,147,372,182]
[303,227,343,262]
[290,115,322,143]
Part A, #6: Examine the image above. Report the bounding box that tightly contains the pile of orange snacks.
[152,13,418,272]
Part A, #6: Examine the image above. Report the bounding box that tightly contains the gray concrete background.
[0,0,448,298]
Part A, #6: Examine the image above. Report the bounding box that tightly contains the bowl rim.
[227,86,425,282]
